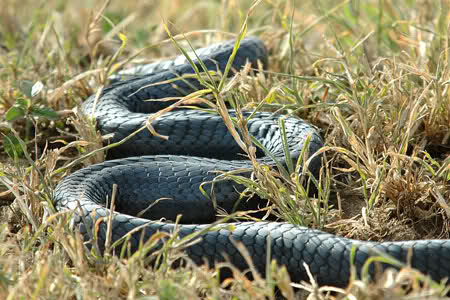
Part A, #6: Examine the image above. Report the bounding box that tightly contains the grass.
[0,0,450,299]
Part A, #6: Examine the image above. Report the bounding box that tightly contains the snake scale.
[53,37,450,287]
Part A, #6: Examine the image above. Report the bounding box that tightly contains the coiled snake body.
[53,37,450,287]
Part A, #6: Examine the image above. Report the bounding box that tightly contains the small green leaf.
[18,80,34,99]
[3,135,24,158]
[5,106,26,121]
[31,106,59,120]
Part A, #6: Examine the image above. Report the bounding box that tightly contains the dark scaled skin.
[53,37,450,287]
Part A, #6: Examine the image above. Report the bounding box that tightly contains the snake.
[53,36,450,288]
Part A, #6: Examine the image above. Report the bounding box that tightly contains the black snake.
[53,37,450,287]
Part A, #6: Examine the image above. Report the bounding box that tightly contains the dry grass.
[0,0,450,299]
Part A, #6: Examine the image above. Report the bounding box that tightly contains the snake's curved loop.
[53,37,450,287]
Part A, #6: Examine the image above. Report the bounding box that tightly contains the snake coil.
[53,37,450,287]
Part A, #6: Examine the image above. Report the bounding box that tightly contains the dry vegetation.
[0,0,450,299]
